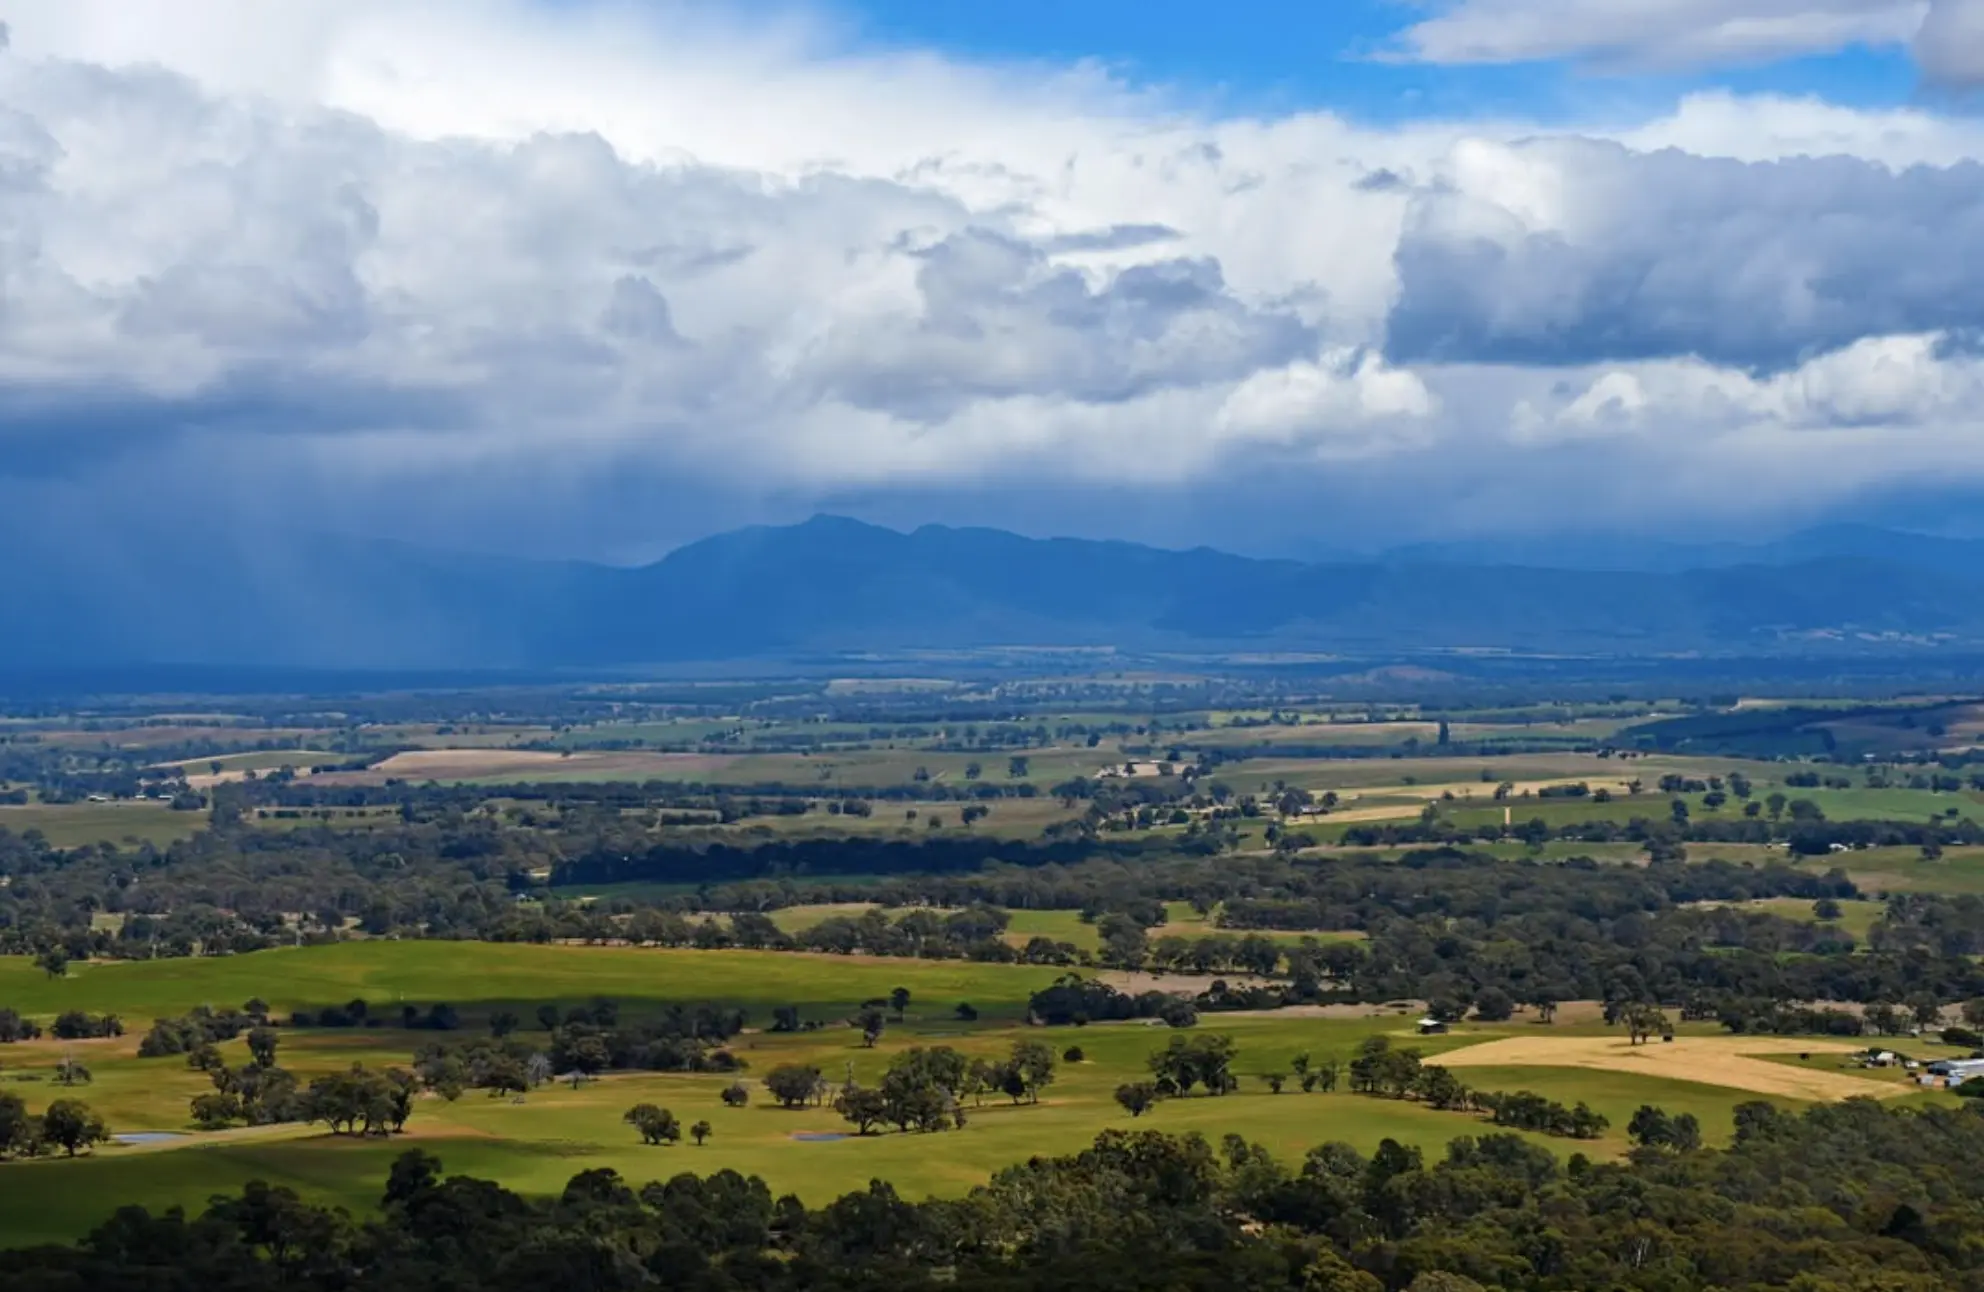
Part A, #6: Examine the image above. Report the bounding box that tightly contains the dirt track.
[1436,1034,1905,1102]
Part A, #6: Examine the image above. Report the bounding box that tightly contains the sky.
[3,0,1984,562]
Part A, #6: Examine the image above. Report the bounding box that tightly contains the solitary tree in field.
[858,1009,887,1047]
[1623,1004,1670,1046]
[1114,1082,1159,1117]
[764,1064,824,1109]
[40,1099,108,1156]
[624,1104,681,1146]
[690,1119,711,1146]
[889,987,912,1020]
[36,949,68,979]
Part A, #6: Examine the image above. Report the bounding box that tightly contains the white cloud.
[1395,0,1984,88]
[0,0,1982,553]
[1393,0,1927,70]
[1387,136,1984,369]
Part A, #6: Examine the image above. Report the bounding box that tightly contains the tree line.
[11,1100,1984,1288]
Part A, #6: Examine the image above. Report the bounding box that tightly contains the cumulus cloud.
[1386,138,1984,370]
[0,0,1982,554]
[1915,0,1984,86]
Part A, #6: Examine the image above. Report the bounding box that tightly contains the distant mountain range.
[8,515,1984,670]
[1371,524,1984,578]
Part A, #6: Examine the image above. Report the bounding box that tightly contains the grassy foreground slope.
[0,942,1940,1251]
[1,1003,1884,1250]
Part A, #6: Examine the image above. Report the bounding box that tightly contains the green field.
[0,990,1805,1250]
[0,941,1917,1250]
[0,1033,1533,1247]
[1712,896,1886,942]
[0,943,1059,1026]
[755,902,1366,954]
[13,696,1983,1257]
[0,801,207,848]
[1791,846,1984,896]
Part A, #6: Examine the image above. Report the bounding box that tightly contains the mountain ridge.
[8,514,1984,669]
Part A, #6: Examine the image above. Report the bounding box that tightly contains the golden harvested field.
[1438,1034,1904,1102]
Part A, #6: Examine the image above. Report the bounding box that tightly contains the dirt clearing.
[1437,1034,1904,1102]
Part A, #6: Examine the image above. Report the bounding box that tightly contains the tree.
[857,1009,887,1048]
[303,1066,410,1136]
[1472,986,1515,1023]
[191,1091,243,1130]
[0,1009,42,1043]
[1114,1082,1159,1117]
[1009,1039,1057,1104]
[489,1011,520,1038]
[690,1119,712,1146]
[1622,1103,1700,1153]
[1414,1065,1469,1110]
[835,1085,889,1134]
[1148,1034,1239,1096]
[0,1090,35,1158]
[383,1148,443,1209]
[720,1081,751,1108]
[764,1064,823,1109]
[1813,897,1844,921]
[624,1104,681,1146]
[888,987,912,1020]
[246,1026,280,1070]
[55,1055,92,1086]
[534,1004,560,1032]
[1622,1003,1670,1046]
[524,1053,552,1090]
[36,949,69,979]
[40,1098,108,1156]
